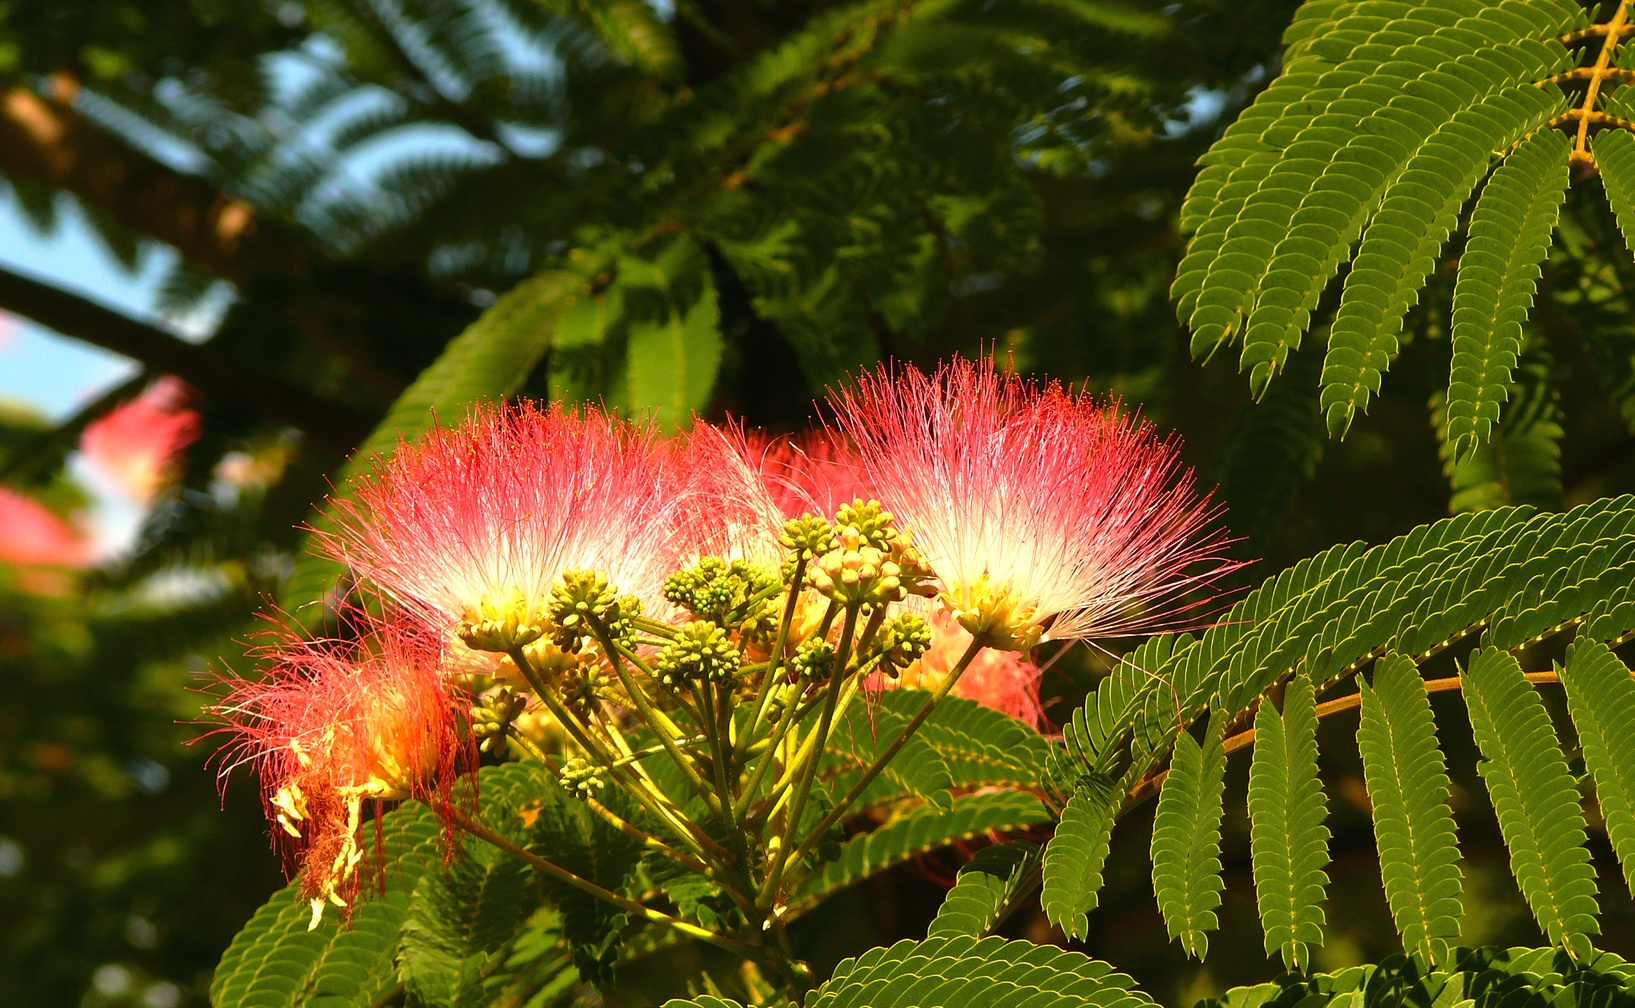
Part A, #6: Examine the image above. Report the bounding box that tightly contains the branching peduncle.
[786,636,985,872]
[757,604,861,910]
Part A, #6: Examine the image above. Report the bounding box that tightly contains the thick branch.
[0,87,314,287]
[0,266,374,444]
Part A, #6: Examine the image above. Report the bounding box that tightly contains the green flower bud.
[793,638,836,681]
[469,686,529,753]
[560,756,609,801]
[655,620,741,686]
[874,613,933,677]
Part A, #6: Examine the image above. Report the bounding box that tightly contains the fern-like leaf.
[1462,646,1600,953]
[1444,129,1570,460]
[791,792,1049,915]
[1357,652,1464,962]
[1151,713,1228,958]
[926,841,1042,940]
[1559,636,1635,898]
[810,936,1155,1008]
[1249,671,1330,971]
[1041,778,1120,941]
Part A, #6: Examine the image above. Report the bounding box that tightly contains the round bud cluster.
[655,620,741,687]
[807,527,934,607]
[663,556,778,631]
[559,756,608,801]
[780,514,834,559]
[873,612,933,676]
[549,570,640,652]
[793,637,836,681]
[833,500,896,547]
[469,686,528,754]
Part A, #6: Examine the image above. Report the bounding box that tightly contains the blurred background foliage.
[5,0,1635,1005]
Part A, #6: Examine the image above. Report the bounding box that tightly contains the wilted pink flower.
[0,488,93,569]
[831,357,1238,651]
[887,609,1046,727]
[80,377,201,502]
[209,613,468,928]
[318,401,686,657]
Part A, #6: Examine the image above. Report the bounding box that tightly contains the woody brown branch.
[0,86,313,287]
[0,265,374,445]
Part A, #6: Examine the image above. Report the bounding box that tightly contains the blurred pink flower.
[80,376,202,502]
[0,488,93,569]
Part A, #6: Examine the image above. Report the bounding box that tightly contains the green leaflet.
[1595,128,1635,262]
[1249,672,1330,971]
[278,266,591,622]
[1041,778,1120,941]
[1438,369,1564,514]
[1197,945,1635,1008]
[1150,712,1228,959]
[790,791,1049,915]
[1462,646,1599,953]
[1320,85,1566,436]
[809,936,1155,1008]
[1559,637,1635,897]
[1170,0,1604,429]
[1444,129,1570,461]
[399,862,554,1008]
[210,798,444,1007]
[818,688,1048,810]
[1055,633,1193,788]
[926,840,1042,939]
[617,237,724,426]
[1357,653,1463,962]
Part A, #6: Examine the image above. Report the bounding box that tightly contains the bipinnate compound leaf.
[1444,129,1570,461]
[822,688,1049,809]
[1462,646,1599,953]
[211,797,443,1007]
[1042,778,1120,941]
[792,791,1049,914]
[615,236,724,426]
[1151,713,1228,958]
[1058,495,1635,803]
[809,935,1156,1008]
[1357,653,1463,962]
[1559,637,1635,897]
[927,841,1042,940]
[1173,0,1591,433]
[1249,672,1329,971]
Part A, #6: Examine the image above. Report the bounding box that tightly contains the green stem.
[757,605,860,909]
[739,557,809,755]
[451,809,753,956]
[589,617,725,819]
[787,636,985,870]
[507,646,724,861]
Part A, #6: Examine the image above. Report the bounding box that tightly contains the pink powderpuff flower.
[831,356,1240,651]
[0,488,93,570]
[80,377,202,503]
[678,423,877,567]
[207,612,469,929]
[317,401,687,660]
[884,609,1047,728]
